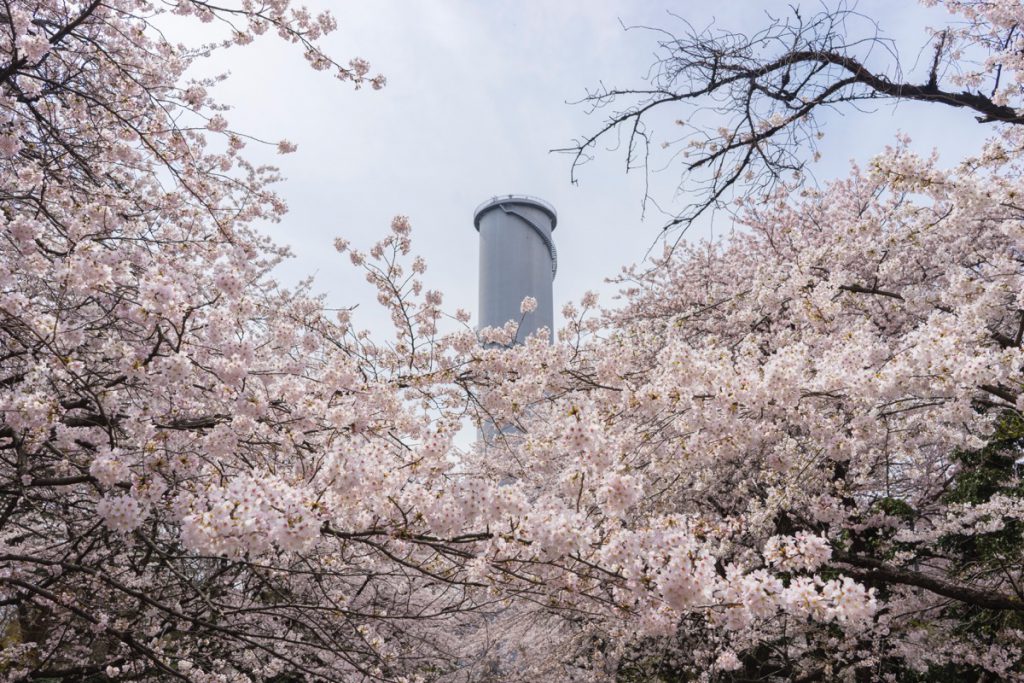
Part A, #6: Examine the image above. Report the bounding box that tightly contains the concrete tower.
[473,195,557,343]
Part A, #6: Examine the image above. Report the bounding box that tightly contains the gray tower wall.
[474,195,557,343]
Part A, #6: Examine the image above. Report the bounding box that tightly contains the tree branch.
[833,552,1024,612]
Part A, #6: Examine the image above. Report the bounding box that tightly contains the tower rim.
[473,194,557,230]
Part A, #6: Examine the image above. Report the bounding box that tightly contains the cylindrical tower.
[474,194,557,343]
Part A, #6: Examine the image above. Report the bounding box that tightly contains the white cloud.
[188,1,992,337]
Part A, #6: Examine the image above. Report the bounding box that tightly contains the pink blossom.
[207,114,228,132]
[0,133,22,157]
[390,214,412,235]
[16,33,50,62]
[96,495,144,533]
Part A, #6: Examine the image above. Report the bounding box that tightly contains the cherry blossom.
[2,0,1023,680]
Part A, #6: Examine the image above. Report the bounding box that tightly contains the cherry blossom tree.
[0,2,501,680]
[559,0,1024,233]
[3,0,1024,681]
[474,1,1024,678]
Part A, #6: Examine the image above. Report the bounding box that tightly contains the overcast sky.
[192,1,993,338]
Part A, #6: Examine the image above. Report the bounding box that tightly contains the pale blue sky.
[194,1,993,338]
